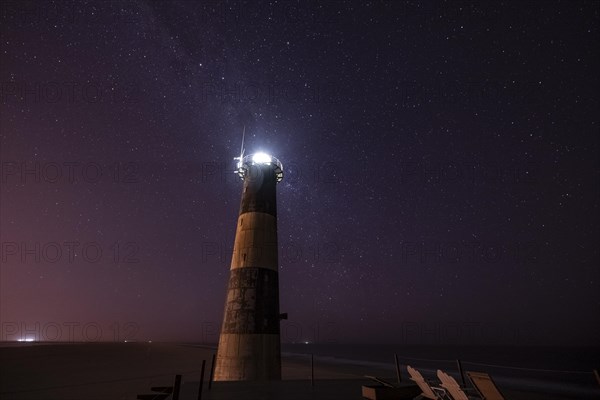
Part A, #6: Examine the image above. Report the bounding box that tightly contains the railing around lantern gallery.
[236,153,284,182]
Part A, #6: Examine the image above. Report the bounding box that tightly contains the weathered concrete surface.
[230,212,278,271]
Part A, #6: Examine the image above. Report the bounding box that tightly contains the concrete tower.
[214,151,284,381]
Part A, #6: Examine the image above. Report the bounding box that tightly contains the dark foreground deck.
[178,379,368,400]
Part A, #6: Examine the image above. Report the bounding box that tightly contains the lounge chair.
[407,365,447,399]
[437,370,480,400]
[466,371,506,400]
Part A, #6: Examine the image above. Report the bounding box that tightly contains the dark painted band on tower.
[221,267,280,334]
[239,164,277,217]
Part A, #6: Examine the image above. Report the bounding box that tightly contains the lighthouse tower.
[214,151,284,381]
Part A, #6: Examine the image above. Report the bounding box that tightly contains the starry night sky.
[0,1,598,345]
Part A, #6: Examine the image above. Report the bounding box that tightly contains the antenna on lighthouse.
[234,125,245,172]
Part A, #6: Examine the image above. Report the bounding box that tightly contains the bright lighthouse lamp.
[236,152,284,182]
[252,152,272,164]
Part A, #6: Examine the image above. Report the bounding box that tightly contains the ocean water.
[282,344,600,396]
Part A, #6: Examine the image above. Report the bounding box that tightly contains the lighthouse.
[214,150,284,381]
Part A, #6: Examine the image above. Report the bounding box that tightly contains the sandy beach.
[1,342,598,400]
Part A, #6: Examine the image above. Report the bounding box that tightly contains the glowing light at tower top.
[235,152,284,182]
[252,152,272,164]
